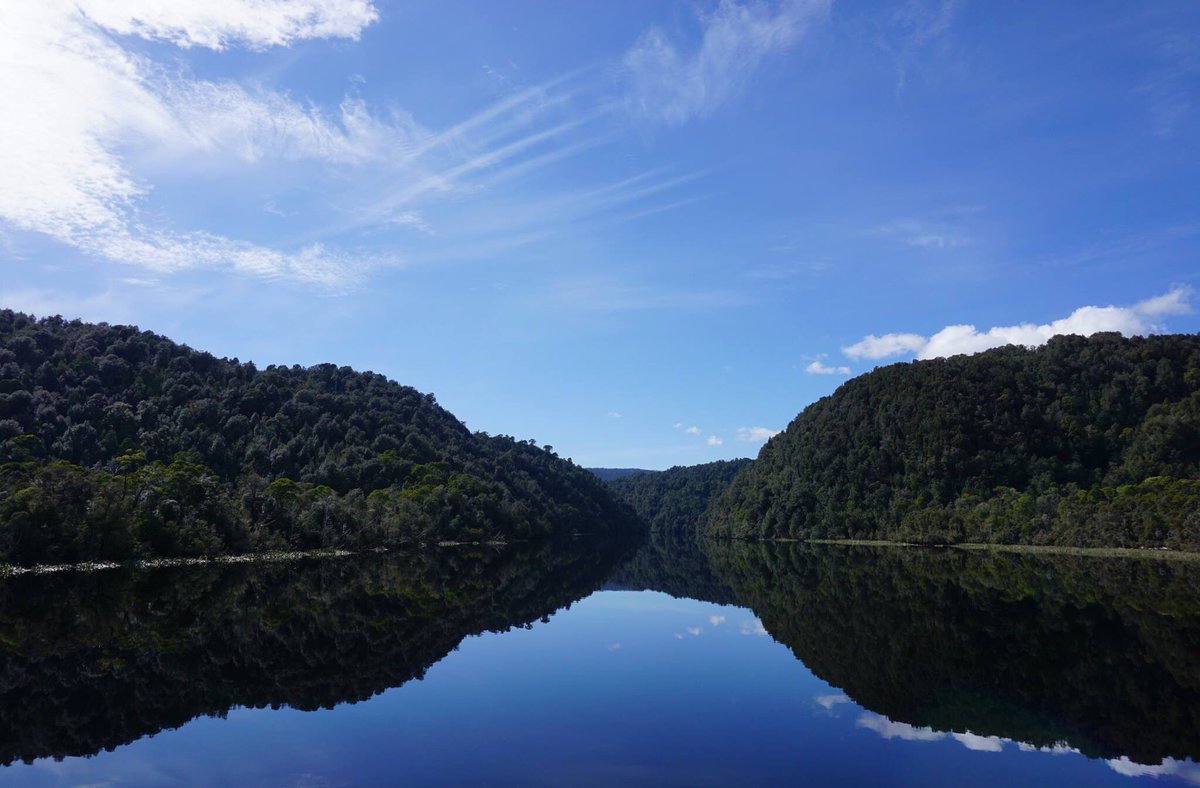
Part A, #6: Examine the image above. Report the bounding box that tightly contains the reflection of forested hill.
[0,538,635,765]
[604,533,738,606]
[707,542,1200,765]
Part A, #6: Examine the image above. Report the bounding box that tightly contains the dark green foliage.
[607,459,751,535]
[587,467,654,482]
[707,542,1200,763]
[604,530,739,606]
[708,333,1200,548]
[0,310,638,564]
[0,538,634,765]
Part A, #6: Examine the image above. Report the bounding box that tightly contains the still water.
[0,537,1197,786]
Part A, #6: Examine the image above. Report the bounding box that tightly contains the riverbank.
[809,538,1200,561]
[0,540,518,578]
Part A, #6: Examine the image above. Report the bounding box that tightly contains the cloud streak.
[842,287,1192,361]
[621,0,828,125]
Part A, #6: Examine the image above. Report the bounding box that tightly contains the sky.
[1,1,1198,469]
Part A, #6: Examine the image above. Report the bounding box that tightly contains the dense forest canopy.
[707,332,1200,549]
[0,310,638,565]
[606,459,751,536]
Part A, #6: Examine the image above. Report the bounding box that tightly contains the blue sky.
[1,1,1198,469]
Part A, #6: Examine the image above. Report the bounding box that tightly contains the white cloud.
[709,615,726,626]
[687,626,703,636]
[686,426,701,435]
[0,1,386,287]
[608,411,623,419]
[673,422,684,429]
[842,333,927,360]
[842,287,1193,362]
[737,426,780,442]
[707,435,724,446]
[805,360,851,375]
[621,0,828,125]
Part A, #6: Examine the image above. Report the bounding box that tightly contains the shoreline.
[0,540,516,578]
[806,538,1200,561]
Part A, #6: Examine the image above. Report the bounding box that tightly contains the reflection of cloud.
[857,713,945,742]
[815,693,851,710]
[858,713,1150,765]
[740,618,768,636]
[709,615,726,626]
[952,732,1004,752]
[687,626,703,636]
[1017,742,1079,756]
[1107,757,1200,783]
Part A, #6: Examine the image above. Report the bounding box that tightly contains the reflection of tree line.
[0,538,635,766]
[2,536,1196,769]
[604,531,739,606]
[698,542,1200,766]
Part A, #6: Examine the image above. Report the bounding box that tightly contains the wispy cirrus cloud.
[77,0,379,50]
[1,3,706,292]
[0,1,389,289]
[875,218,971,250]
[842,287,1192,361]
[880,0,960,95]
[621,0,829,125]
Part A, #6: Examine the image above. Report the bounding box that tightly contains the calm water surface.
[0,538,1197,786]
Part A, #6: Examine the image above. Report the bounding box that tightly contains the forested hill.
[0,310,638,565]
[608,459,751,535]
[707,332,1200,549]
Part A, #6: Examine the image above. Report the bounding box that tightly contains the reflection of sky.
[0,589,1194,787]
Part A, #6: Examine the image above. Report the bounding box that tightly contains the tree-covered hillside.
[0,310,638,565]
[608,459,750,535]
[708,333,1200,549]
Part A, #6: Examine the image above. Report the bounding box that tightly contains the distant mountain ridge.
[708,332,1200,549]
[0,310,638,565]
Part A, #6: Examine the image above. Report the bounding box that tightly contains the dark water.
[0,536,1198,786]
